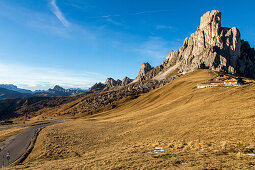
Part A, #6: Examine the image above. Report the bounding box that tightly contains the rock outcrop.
[89,77,133,92]
[105,78,117,87]
[122,77,132,86]
[140,10,255,80]
[133,62,153,82]
[89,83,107,92]
[172,10,244,75]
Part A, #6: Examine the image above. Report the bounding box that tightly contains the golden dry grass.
[11,70,255,169]
[0,127,26,143]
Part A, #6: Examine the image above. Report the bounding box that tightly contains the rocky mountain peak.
[199,10,221,35]
[141,62,153,73]
[116,79,122,86]
[134,62,153,82]
[122,77,132,86]
[89,76,133,93]
[53,85,65,92]
[90,10,255,93]
[176,9,246,75]
[105,78,117,87]
[0,84,32,94]
[147,10,255,79]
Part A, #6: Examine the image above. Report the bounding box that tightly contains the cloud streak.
[89,9,169,19]
[156,25,173,30]
[134,10,169,15]
[0,1,73,37]
[50,0,70,27]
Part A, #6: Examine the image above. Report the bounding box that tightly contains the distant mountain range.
[34,85,87,97]
[0,88,31,99]
[0,84,32,93]
[0,84,87,99]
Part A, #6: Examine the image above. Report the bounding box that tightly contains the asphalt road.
[0,120,68,168]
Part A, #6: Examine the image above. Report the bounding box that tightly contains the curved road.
[0,120,69,168]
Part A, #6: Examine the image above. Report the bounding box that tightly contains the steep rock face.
[165,10,255,78]
[104,78,123,87]
[116,79,122,86]
[105,78,117,87]
[89,83,107,92]
[175,10,240,74]
[122,77,133,86]
[90,10,255,93]
[89,77,133,92]
[134,62,153,82]
[140,10,255,80]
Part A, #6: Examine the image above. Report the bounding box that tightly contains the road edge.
[9,127,43,167]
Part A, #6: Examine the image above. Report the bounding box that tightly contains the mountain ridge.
[0,84,87,99]
[0,84,32,94]
[135,10,255,81]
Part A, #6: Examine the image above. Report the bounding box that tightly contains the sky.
[0,0,254,90]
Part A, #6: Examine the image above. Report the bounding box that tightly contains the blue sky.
[0,0,254,90]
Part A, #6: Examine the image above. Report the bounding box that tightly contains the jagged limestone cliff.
[140,10,255,81]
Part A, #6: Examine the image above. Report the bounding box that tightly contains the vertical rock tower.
[134,62,153,82]
[139,10,255,80]
[166,10,255,77]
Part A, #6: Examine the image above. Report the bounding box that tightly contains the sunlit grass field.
[11,70,255,169]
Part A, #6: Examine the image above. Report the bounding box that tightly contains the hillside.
[0,93,90,121]
[0,88,31,100]
[12,70,255,169]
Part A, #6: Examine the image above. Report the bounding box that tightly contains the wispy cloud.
[105,18,123,26]
[134,10,169,15]
[0,1,98,39]
[136,37,182,60]
[89,14,120,19]
[0,1,71,37]
[156,25,173,30]
[49,0,70,27]
[0,62,106,90]
[89,9,169,19]
[89,9,169,27]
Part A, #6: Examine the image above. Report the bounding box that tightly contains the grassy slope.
[13,70,255,169]
[0,127,26,143]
